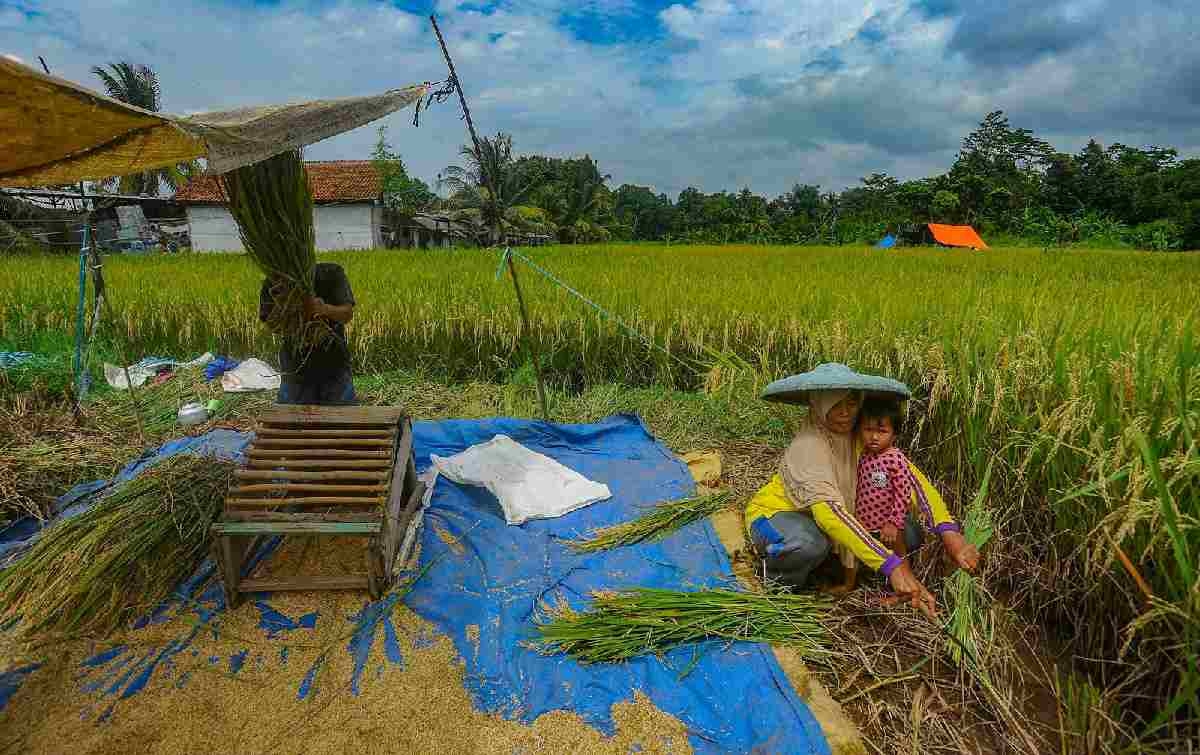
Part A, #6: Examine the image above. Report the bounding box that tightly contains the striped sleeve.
[810,502,902,576]
[904,460,960,534]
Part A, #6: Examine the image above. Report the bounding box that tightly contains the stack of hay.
[0,454,234,637]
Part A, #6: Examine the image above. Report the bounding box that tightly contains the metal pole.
[506,252,549,420]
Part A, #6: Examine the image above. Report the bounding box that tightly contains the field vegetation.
[2,242,1198,748]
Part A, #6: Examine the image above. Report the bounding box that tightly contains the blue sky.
[3,0,1198,197]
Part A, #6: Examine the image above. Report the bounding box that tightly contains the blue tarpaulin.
[875,234,897,248]
[407,414,829,754]
[0,416,830,753]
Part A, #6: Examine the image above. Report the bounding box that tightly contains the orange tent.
[927,224,988,249]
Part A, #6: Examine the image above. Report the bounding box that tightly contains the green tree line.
[410,111,1200,251]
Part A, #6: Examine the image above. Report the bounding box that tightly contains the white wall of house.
[314,204,375,250]
[186,203,380,252]
[186,205,244,252]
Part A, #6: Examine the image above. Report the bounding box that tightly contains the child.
[856,393,914,547]
[828,396,915,594]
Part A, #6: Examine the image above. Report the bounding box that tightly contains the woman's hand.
[888,561,938,619]
[941,530,980,572]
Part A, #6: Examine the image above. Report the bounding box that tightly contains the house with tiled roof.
[175,161,384,251]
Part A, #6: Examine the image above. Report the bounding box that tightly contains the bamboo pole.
[429,14,550,420]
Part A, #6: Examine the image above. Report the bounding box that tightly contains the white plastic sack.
[220,358,281,393]
[104,352,214,389]
[431,435,611,525]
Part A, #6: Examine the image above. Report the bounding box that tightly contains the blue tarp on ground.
[407,414,829,754]
[875,234,897,248]
[1,416,830,754]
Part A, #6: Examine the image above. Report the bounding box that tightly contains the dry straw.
[0,454,234,637]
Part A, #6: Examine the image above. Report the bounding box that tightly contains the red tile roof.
[174,160,381,203]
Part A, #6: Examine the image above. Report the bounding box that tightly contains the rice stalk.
[946,458,995,666]
[534,587,832,664]
[221,149,324,346]
[570,491,735,552]
[0,454,235,637]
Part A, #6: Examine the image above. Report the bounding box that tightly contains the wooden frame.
[211,405,424,607]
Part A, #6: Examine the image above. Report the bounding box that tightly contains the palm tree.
[438,133,547,245]
[553,156,612,243]
[91,62,196,196]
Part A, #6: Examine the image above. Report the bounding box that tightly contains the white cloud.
[0,0,1196,199]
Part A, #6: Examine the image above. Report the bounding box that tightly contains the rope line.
[495,247,690,367]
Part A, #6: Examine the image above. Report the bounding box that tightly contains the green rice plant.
[0,454,235,637]
[534,587,831,664]
[570,491,735,552]
[1,243,1199,739]
[1129,432,1199,742]
[1054,669,1125,755]
[946,459,995,667]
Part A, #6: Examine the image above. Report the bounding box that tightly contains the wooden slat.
[259,405,404,427]
[255,428,394,439]
[366,537,385,599]
[253,438,393,449]
[236,469,389,482]
[230,483,387,495]
[225,496,384,508]
[239,576,369,592]
[388,418,414,509]
[246,459,392,470]
[247,449,392,460]
[222,510,382,523]
[214,521,381,535]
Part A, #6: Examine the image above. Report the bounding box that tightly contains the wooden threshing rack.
[211,405,423,607]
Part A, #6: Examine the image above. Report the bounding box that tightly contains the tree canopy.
[403,112,1200,250]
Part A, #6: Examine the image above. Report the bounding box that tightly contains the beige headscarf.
[780,389,861,567]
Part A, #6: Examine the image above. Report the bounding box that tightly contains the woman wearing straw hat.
[746,363,979,618]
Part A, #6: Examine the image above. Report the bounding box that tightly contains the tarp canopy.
[927,223,988,250]
[0,57,428,187]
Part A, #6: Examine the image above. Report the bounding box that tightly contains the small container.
[177,402,209,426]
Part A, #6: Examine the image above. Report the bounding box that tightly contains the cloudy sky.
[3,0,1198,197]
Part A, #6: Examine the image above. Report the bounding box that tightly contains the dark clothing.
[259,262,356,404]
[751,511,923,590]
[276,368,356,405]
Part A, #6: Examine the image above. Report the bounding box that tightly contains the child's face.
[860,415,895,454]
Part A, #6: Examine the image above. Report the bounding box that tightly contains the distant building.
[397,212,475,249]
[175,161,385,252]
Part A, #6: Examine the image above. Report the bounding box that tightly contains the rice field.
[2,242,1198,744]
